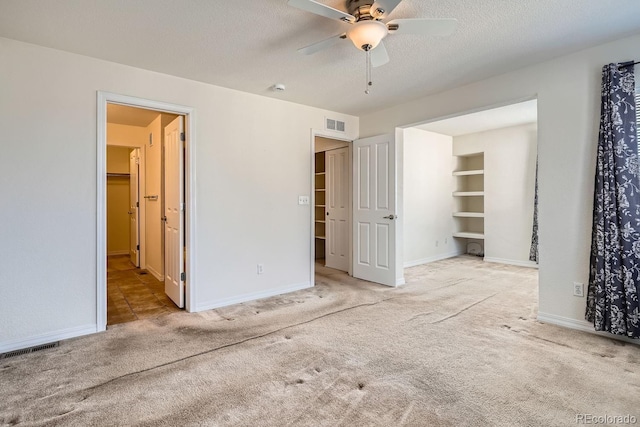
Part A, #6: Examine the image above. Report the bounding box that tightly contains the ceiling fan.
[288,0,458,86]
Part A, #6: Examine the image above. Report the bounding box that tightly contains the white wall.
[0,37,358,351]
[106,145,131,174]
[360,33,640,329]
[402,129,460,266]
[453,123,538,266]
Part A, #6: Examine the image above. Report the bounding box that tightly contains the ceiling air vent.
[326,118,346,133]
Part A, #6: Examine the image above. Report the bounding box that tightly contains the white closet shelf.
[315,220,326,223]
[315,204,326,207]
[453,191,485,197]
[453,232,485,239]
[453,169,484,176]
[315,172,326,175]
[453,212,485,218]
[315,236,326,240]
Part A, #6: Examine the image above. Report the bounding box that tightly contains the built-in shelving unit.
[452,152,485,252]
[314,152,326,257]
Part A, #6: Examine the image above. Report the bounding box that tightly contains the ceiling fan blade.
[297,33,346,55]
[288,0,356,23]
[371,41,390,68]
[387,18,458,36]
[370,0,403,19]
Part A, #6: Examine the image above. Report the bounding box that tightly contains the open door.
[326,147,349,271]
[164,116,185,308]
[353,134,398,287]
[129,149,140,267]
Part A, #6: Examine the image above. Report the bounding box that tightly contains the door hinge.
[180,132,185,142]
[137,244,140,250]
[136,201,139,207]
[180,272,186,281]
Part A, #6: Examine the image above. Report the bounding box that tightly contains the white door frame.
[97,91,197,331]
[310,131,353,284]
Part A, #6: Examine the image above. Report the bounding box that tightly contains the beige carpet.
[1,256,638,426]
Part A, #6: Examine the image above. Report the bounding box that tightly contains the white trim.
[483,257,539,269]
[107,250,129,257]
[0,324,97,354]
[195,282,312,312]
[537,312,639,345]
[146,265,165,282]
[97,93,107,332]
[97,91,197,333]
[395,278,406,286]
[403,251,465,268]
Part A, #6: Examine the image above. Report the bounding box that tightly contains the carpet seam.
[83,296,398,393]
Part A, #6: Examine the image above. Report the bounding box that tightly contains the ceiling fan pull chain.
[365,49,372,94]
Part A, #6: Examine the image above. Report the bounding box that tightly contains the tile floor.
[107,255,182,325]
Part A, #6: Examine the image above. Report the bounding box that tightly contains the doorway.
[401,99,539,272]
[312,136,352,275]
[97,92,196,331]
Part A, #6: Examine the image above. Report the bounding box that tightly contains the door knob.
[383,214,397,220]
[128,211,133,215]
[161,216,167,222]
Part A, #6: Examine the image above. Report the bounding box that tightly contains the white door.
[129,149,140,267]
[326,147,349,271]
[353,134,398,287]
[164,116,185,308]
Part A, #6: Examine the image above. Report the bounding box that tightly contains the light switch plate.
[298,195,310,205]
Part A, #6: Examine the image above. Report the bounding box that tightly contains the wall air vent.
[326,117,346,133]
[0,341,60,359]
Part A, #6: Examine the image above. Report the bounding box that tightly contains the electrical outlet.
[298,196,310,205]
[573,282,584,297]
[257,264,264,275]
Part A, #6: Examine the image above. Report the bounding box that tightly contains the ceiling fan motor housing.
[347,0,380,21]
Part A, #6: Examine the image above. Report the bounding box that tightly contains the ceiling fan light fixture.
[347,20,388,51]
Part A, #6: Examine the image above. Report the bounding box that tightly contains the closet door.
[326,147,349,271]
[129,149,140,267]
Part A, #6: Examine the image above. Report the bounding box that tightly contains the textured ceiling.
[1,1,640,116]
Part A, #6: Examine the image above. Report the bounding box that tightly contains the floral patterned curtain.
[586,62,639,339]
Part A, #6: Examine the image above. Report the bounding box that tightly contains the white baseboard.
[107,250,129,256]
[483,257,539,269]
[194,282,313,312]
[146,265,164,282]
[537,312,639,345]
[0,324,98,353]
[403,250,464,268]
[396,277,406,286]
